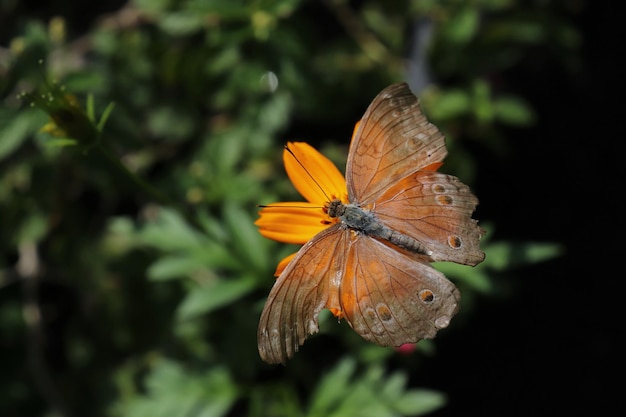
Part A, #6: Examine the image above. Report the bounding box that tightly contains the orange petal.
[349,120,360,147]
[255,202,331,244]
[284,142,347,204]
[274,252,297,276]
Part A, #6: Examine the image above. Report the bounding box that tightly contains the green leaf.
[379,372,406,400]
[223,201,268,271]
[472,80,494,123]
[16,212,48,244]
[112,359,238,417]
[394,389,446,415]
[0,108,46,159]
[46,138,78,147]
[63,71,108,93]
[427,89,470,120]
[483,241,563,271]
[435,262,493,293]
[139,208,205,251]
[187,0,250,19]
[176,276,256,320]
[443,7,479,43]
[197,211,229,243]
[308,357,356,415]
[159,12,206,35]
[147,255,204,281]
[133,0,171,14]
[306,358,447,417]
[97,101,116,132]
[147,106,195,141]
[205,47,241,76]
[494,96,535,126]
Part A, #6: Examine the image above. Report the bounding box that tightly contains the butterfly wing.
[339,233,460,346]
[346,83,447,204]
[374,170,485,266]
[258,223,460,363]
[258,224,349,364]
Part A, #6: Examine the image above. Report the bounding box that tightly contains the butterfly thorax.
[326,199,432,257]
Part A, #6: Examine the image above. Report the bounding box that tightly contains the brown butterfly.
[257,83,485,364]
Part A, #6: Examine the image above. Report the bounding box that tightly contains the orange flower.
[255,141,350,277]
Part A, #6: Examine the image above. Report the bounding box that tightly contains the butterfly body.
[258,83,485,364]
[328,199,432,256]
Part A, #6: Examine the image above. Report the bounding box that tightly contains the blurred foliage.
[0,0,576,416]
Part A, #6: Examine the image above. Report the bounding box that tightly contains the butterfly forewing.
[346,83,448,204]
[375,170,485,265]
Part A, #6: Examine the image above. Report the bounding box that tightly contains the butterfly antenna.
[284,144,332,201]
[257,204,324,209]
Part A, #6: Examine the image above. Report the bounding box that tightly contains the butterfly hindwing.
[257,224,347,364]
[339,234,461,346]
[374,170,485,266]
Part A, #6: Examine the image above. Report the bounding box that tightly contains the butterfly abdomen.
[383,228,433,256]
[336,202,432,257]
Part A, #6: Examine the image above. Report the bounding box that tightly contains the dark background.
[425,2,622,415]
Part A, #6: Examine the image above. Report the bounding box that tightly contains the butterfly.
[257,82,485,364]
